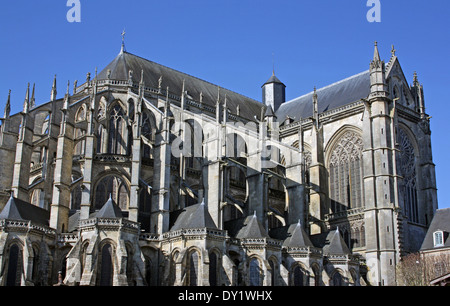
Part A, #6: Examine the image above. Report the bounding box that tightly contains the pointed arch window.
[293,265,305,286]
[209,252,218,286]
[329,131,364,213]
[108,104,127,155]
[94,175,129,211]
[249,258,261,286]
[6,244,22,286]
[188,251,199,286]
[398,128,419,223]
[99,243,113,286]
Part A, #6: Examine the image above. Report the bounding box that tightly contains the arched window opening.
[99,243,113,286]
[71,181,82,211]
[249,258,260,286]
[97,124,107,154]
[331,271,344,286]
[329,131,364,213]
[188,251,199,286]
[144,256,152,286]
[108,104,127,155]
[94,175,129,211]
[293,265,304,286]
[32,246,40,285]
[139,186,152,232]
[6,244,22,286]
[209,252,218,286]
[398,128,419,223]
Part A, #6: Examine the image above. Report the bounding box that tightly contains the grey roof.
[420,208,450,250]
[95,195,123,219]
[97,50,264,121]
[276,70,370,122]
[263,73,285,87]
[170,201,217,231]
[282,222,314,248]
[264,105,276,118]
[322,228,351,255]
[0,196,50,226]
[236,213,269,239]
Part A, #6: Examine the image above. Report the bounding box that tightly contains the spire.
[23,83,30,114]
[413,71,419,87]
[51,75,57,101]
[4,90,11,119]
[373,41,380,62]
[62,80,70,111]
[369,41,387,100]
[30,83,36,109]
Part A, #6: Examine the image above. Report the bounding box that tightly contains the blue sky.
[0,0,449,208]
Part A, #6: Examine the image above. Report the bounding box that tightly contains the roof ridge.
[122,51,261,104]
[283,70,370,106]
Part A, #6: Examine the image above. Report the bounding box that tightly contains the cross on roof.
[121,29,126,51]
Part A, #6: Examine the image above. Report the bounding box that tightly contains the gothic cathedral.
[0,42,438,286]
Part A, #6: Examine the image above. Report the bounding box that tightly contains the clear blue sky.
[0,1,449,208]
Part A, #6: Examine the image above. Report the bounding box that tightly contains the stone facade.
[0,42,438,286]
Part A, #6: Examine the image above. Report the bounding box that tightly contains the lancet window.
[329,131,364,213]
[108,104,127,155]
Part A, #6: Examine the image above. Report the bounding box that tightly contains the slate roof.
[236,213,269,239]
[420,208,450,250]
[322,228,351,255]
[97,50,264,121]
[263,73,286,86]
[95,195,123,219]
[0,196,50,226]
[282,221,314,248]
[170,201,218,231]
[275,70,370,122]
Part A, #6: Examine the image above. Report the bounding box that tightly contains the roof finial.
[272,52,275,76]
[391,44,396,57]
[121,29,126,52]
[373,41,381,61]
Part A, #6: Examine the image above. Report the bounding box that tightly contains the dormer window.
[433,230,444,247]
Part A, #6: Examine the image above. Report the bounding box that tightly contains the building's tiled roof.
[0,196,50,226]
[282,221,314,248]
[170,201,217,231]
[420,208,450,250]
[97,50,264,121]
[276,70,370,122]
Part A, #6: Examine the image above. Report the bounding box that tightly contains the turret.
[262,71,285,112]
[369,42,388,100]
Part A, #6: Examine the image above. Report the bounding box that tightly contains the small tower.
[262,71,285,112]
